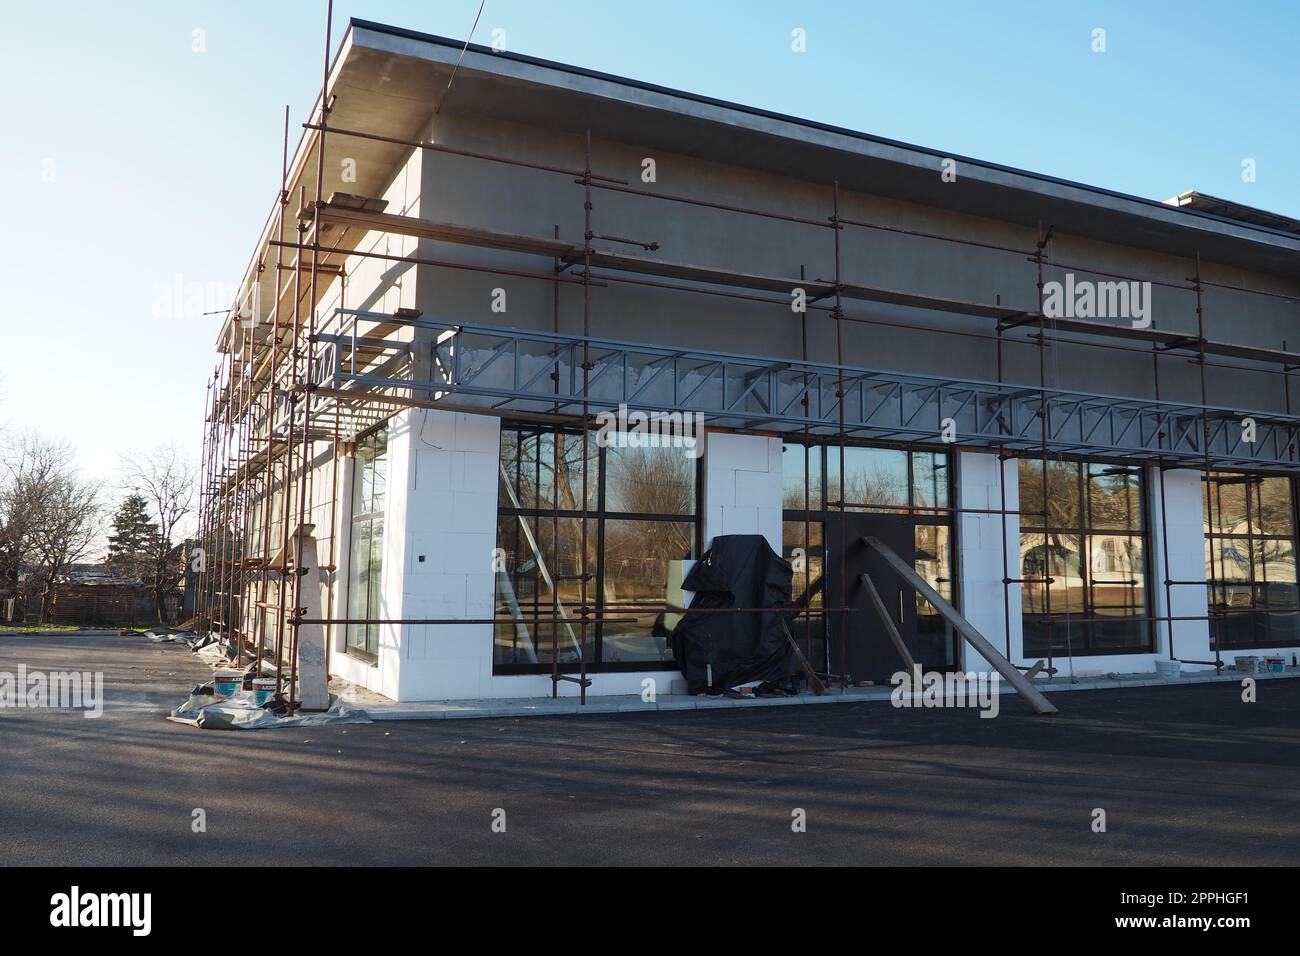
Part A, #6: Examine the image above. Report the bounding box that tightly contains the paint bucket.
[212,670,244,699]
[1153,659,1181,680]
[252,678,278,706]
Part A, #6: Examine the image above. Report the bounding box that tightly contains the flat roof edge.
[349,17,1300,252]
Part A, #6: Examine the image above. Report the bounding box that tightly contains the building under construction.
[196,16,1300,708]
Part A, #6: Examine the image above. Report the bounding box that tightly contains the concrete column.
[394,408,501,701]
[377,412,413,700]
[1150,467,1212,669]
[956,451,1021,673]
[703,432,784,553]
[293,527,330,711]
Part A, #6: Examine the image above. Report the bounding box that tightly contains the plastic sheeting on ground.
[167,691,371,731]
[144,628,198,644]
[193,640,233,664]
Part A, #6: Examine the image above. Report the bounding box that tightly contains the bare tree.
[0,432,101,622]
[28,477,100,621]
[121,442,197,622]
[0,436,46,617]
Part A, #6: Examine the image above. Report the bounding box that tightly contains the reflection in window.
[601,519,695,662]
[346,428,387,661]
[494,425,699,671]
[782,442,823,511]
[912,452,950,512]
[781,441,953,671]
[498,429,597,512]
[914,523,955,667]
[1203,472,1300,649]
[1018,459,1151,656]
[828,446,909,511]
[604,444,695,515]
[783,519,825,671]
[494,514,593,666]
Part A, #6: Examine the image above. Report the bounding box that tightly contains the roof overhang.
[1168,190,1300,235]
[221,17,1300,348]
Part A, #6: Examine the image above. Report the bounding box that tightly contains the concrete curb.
[357,668,1299,721]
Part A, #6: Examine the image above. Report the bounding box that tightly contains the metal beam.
[862,535,1059,716]
[317,309,1300,470]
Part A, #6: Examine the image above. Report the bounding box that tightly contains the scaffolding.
[194,5,1300,711]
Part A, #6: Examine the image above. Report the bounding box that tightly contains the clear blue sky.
[1,0,1296,510]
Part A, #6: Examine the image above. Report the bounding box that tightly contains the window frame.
[493,423,704,674]
[1017,456,1154,657]
[344,425,388,664]
[1202,470,1300,651]
[780,439,958,674]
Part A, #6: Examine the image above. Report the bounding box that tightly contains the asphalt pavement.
[2,630,1297,866]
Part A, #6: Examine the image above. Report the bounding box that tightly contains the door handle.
[898,590,904,623]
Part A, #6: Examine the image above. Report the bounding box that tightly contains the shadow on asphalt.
[2,631,1297,865]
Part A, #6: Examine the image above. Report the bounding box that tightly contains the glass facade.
[346,427,387,661]
[1202,471,1300,649]
[1018,459,1151,656]
[494,425,700,671]
[782,442,955,672]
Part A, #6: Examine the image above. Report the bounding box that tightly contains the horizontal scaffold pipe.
[304,203,1300,368]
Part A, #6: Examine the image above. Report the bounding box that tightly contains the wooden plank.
[862,535,1059,715]
[860,572,918,673]
[777,617,827,696]
[316,204,577,258]
[1034,316,1300,367]
[589,251,834,298]
[834,280,1021,319]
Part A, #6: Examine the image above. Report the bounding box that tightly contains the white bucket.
[212,670,244,698]
[1154,659,1181,680]
[252,678,278,706]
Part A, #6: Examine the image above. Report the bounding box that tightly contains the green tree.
[121,443,196,623]
[106,493,159,582]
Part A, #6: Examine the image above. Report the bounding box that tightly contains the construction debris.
[143,628,199,644]
[168,690,369,731]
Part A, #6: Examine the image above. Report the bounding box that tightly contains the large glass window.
[346,427,387,661]
[1018,459,1151,656]
[494,426,700,672]
[782,442,954,672]
[1203,472,1300,649]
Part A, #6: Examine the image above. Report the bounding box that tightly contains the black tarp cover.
[670,534,797,694]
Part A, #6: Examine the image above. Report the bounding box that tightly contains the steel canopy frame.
[317,309,1300,471]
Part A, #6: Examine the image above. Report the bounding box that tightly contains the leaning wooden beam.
[862,536,1059,716]
[859,573,918,673]
[777,617,827,696]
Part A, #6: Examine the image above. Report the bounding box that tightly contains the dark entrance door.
[826,513,919,683]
